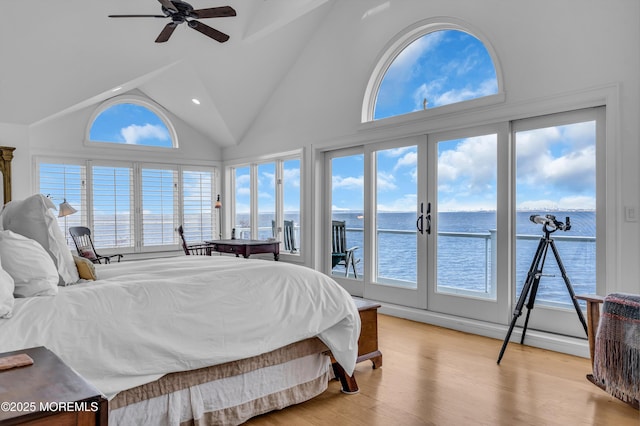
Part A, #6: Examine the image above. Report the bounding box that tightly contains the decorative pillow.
[0,194,79,286]
[73,255,97,281]
[0,257,14,318]
[0,230,59,298]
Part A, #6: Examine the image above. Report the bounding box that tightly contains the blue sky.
[330,30,596,213]
[86,31,595,216]
[90,103,171,147]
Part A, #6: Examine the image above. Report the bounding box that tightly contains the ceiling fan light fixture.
[109,1,236,44]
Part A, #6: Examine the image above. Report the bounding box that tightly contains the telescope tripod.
[497,227,588,364]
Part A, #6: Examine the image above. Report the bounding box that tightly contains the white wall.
[0,95,223,203]
[0,123,30,198]
[226,0,640,295]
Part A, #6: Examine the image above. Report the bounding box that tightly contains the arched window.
[87,96,177,148]
[364,22,501,122]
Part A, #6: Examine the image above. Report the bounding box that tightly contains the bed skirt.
[592,293,640,407]
[109,338,332,425]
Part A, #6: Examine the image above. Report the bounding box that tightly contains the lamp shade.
[58,199,77,217]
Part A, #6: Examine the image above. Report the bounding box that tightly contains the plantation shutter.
[92,164,135,249]
[182,169,215,242]
[38,162,86,249]
[141,165,178,247]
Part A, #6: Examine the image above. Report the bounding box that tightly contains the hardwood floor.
[247,314,639,425]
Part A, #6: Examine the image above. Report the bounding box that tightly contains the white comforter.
[0,256,360,399]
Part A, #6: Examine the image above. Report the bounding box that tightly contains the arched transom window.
[88,97,176,148]
[365,24,501,122]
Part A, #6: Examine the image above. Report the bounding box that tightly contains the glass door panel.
[330,153,364,281]
[427,128,504,323]
[374,146,418,288]
[513,109,601,337]
[257,162,276,240]
[436,135,497,299]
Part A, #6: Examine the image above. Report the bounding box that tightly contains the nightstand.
[0,346,107,426]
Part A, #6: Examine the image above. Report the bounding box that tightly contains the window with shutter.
[92,164,135,249]
[141,166,178,247]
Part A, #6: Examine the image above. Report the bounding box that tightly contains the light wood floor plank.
[247,314,639,425]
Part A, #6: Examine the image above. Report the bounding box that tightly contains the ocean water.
[222,210,596,307]
[330,211,597,306]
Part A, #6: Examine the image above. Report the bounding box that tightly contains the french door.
[327,130,504,317]
[326,109,602,333]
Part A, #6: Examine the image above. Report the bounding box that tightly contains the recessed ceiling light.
[191,98,201,105]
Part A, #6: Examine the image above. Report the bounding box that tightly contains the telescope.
[529,214,571,232]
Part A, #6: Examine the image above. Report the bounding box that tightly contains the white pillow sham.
[0,257,14,318]
[1,194,79,286]
[0,230,59,298]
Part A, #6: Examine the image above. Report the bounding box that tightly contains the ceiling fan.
[108,0,236,43]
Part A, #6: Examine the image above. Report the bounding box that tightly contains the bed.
[0,196,361,425]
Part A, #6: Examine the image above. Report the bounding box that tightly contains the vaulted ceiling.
[0,0,335,147]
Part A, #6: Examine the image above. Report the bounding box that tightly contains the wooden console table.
[0,346,107,425]
[206,239,280,260]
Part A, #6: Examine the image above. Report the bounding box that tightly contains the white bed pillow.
[0,257,14,318]
[0,194,79,286]
[0,230,59,298]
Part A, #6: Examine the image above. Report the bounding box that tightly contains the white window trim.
[85,94,179,150]
[225,150,304,261]
[361,17,505,125]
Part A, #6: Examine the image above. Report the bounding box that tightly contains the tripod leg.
[520,243,548,344]
[549,240,588,335]
[497,237,546,364]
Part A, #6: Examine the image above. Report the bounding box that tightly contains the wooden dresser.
[0,346,107,426]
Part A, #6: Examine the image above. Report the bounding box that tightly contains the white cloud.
[120,123,169,145]
[283,167,300,188]
[517,195,595,210]
[437,134,497,194]
[386,32,445,82]
[332,175,364,190]
[394,151,417,170]
[431,78,498,107]
[377,171,397,191]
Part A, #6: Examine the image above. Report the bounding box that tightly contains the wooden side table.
[352,297,383,368]
[0,346,107,426]
[205,239,280,260]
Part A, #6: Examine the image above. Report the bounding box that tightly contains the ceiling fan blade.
[109,15,167,18]
[157,0,178,13]
[188,20,229,43]
[155,22,178,43]
[190,6,236,19]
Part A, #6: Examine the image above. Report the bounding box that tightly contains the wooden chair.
[272,220,297,253]
[178,225,212,256]
[331,220,360,278]
[69,226,123,264]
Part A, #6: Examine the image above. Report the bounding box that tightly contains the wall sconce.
[215,194,222,239]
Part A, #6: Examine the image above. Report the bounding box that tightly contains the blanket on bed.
[593,292,640,405]
[0,256,360,400]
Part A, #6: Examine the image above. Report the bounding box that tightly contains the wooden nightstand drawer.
[0,347,107,426]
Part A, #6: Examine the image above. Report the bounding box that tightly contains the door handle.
[416,202,424,234]
[426,202,431,235]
